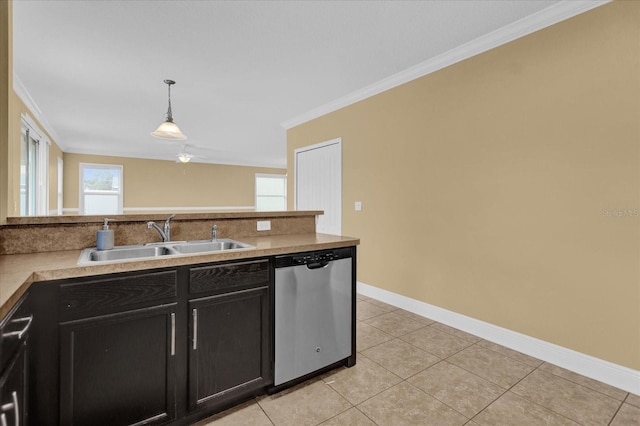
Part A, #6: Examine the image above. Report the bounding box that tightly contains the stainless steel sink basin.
[171,239,253,254]
[78,239,253,264]
[80,245,175,263]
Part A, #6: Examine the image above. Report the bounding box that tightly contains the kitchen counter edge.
[0,233,359,320]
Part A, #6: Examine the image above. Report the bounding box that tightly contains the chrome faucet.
[147,214,176,242]
[211,224,218,241]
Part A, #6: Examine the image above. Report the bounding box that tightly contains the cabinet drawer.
[189,260,270,295]
[60,270,177,320]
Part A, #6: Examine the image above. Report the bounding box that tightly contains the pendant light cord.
[166,82,174,122]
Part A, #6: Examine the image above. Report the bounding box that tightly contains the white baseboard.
[357,281,639,395]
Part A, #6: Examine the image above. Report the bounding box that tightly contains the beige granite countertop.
[0,233,359,319]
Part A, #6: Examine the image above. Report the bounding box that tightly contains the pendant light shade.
[151,79,187,140]
[152,120,187,140]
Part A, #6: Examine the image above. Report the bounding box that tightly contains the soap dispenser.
[96,218,114,250]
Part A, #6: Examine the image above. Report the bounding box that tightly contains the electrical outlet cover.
[257,220,271,231]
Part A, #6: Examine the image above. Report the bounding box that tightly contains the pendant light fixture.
[151,79,187,140]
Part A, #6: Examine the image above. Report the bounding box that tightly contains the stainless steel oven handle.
[11,392,18,426]
[2,316,33,339]
[0,391,18,426]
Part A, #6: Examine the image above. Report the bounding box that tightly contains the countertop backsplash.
[0,211,320,255]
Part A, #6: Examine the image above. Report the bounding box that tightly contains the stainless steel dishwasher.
[274,247,355,386]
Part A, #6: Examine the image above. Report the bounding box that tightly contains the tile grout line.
[433,339,515,423]
[255,396,277,426]
[361,312,622,426]
[394,308,630,408]
[404,358,478,422]
[438,340,537,388]
[364,296,632,401]
[355,405,383,426]
[360,295,633,408]
[361,303,626,426]
[327,351,416,423]
[466,360,541,425]
[428,340,582,425]
[606,399,626,426]
[524,367,628,424]
[310,404,355,426]
[361,318,430,339]
[403,378,474,423]
[473,361,587,426]
[538,363,631,402]
[359,337,493,424]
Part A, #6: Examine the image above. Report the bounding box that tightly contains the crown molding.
[281,0,611,130]
[13,72,64,148]
[62,146,287,170]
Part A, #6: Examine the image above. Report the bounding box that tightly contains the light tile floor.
[196,294,639,426]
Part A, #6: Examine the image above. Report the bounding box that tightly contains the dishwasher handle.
[306,261,329,270]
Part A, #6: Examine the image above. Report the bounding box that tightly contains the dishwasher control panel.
[275,247,353,268]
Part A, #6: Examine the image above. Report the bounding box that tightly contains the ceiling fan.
[176,144,197,163]
[175,144,232,164]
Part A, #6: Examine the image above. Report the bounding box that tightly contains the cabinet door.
[189,286,271,410]
[0,342,28,426]
[60,304,177,426]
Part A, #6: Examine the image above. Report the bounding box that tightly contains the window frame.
[57,157,64,215]
[20,114,49,216]
[79,163,124,215]
[255,173,287,212]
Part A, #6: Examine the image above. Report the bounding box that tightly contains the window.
[255,174,286,211]
[79,163,123,215]
[20,114,49,216]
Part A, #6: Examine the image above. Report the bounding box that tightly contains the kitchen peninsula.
[0,211,359,426]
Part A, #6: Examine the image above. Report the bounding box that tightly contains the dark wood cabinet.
[0,342,28,426]
[56,270,179,426]
[0,293,32,426]
[24,256,283,425]
[188,286,271,410]
[59,304,177,426]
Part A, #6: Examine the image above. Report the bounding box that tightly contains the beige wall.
[64,153,285,213]
[0,0,11,223]
[288,2,640,370]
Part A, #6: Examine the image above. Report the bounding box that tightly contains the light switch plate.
[257,220,271,231]
[355,201,362,211]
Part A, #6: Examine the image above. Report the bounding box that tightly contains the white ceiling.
[12,0,593,168]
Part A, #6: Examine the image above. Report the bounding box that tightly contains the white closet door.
[295,138,342,235]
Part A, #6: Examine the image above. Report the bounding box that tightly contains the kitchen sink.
[78,239,254,264]
[79,245,175,263]
[171,239,253,254]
